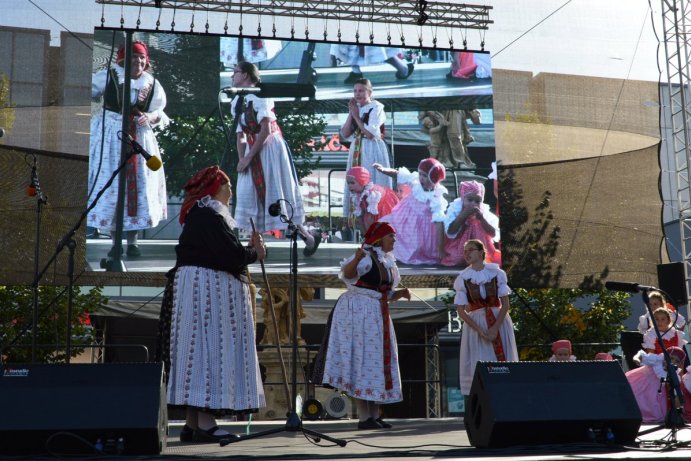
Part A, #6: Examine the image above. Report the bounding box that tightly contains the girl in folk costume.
[341,78,393,220]
[314,222,411,430]
[375,158,448,265]
[548,339,577,362]
[637,290,686,334]
[88,40,169,257]
[231,61,320,255]
[642,306,687,355]
[441,180,501,267]
[454,239,519,397]
[346,166,399,235]
[626,346,687,424]
[158,166,266,443]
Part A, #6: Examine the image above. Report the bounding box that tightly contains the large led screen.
[86,29,496,276]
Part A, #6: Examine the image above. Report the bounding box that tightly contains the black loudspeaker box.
[657,262,688,307]
[464,361,642,448]
[0,362,167,455]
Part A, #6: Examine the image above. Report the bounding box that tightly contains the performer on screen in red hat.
[373,157,448,265]
[311,221,411,430]
[345,166,399,235]
[87,39,169,258]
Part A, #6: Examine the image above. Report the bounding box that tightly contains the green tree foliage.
[156,105,326,199]
[0,286,107,363]
[509,287,631,361]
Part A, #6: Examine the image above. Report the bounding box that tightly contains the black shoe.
[303,230,321,257]
[107,246,124,257]
[396,63,415,80]
[126,244,141,257]
[376,418,392,429]
[179,424,194,443]
[357,417,382,430]
[344,71,364,84]
[193,426,238,443]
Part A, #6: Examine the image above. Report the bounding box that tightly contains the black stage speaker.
[465,361,641,448]
[657,262,688,307]
[0,362,167,455]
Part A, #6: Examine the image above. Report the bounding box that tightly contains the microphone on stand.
[604,281,657,293]
[221,82,316,99]
[268,200,282,217]
[125,134,162,171]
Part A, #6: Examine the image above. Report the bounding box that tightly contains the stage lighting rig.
[96,1,492,33]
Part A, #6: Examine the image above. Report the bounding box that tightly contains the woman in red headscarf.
[346,166,399,235]
[454,239,518,400]
[157,166,266,443]
[441,180,501,267]
[374,158,448,265]
[87,40,169,258]
[312,221,411,430]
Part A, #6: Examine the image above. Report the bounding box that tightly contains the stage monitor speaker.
[464,361,641,448]
[657,262,688,307]
[0,362,167,455]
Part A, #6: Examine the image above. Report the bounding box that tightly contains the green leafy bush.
[0,285,107,363]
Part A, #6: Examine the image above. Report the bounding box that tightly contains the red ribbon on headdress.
[363,221,395,246]
[179,165,229,224]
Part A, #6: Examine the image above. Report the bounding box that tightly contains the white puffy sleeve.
[480,203,501,241]
[148,77,170,128]
[338,253,373,286]
[91,69,108,99]
[443,199,463,237]
[453,273,468,306]
[363,101,385,139]
[496,268,511,298]
[252,96,277,124]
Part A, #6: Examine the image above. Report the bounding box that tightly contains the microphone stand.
[30,155,48,363]
[221,200,346,448]
[26,148,140,364]
[637,287,687,443]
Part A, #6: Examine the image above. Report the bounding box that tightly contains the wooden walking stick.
[250,217,292,411]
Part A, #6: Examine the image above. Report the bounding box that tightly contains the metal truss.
[424,324,441,418]
[96,0,492,30]
[660,0,691,309]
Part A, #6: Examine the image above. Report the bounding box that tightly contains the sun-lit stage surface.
[4,418,690,460]
[53,418,689,461]
[85,237,460,288]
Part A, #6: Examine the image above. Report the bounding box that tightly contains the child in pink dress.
[375,158,448,265]
[346,166,399,235]
[626,346,686,423]
[441,180,500,267]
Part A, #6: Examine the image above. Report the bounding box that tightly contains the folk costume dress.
[87,65,169,232]
[455,263,518,395]
[320,247,403,403]
[342,99,392,219]
[441,181,501,267]
[381,167,448,265]
[165,197,266,414]
[347,166,399,234]
[232,94,306,233]
[626,350,685,423]
[642,327,687,354]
